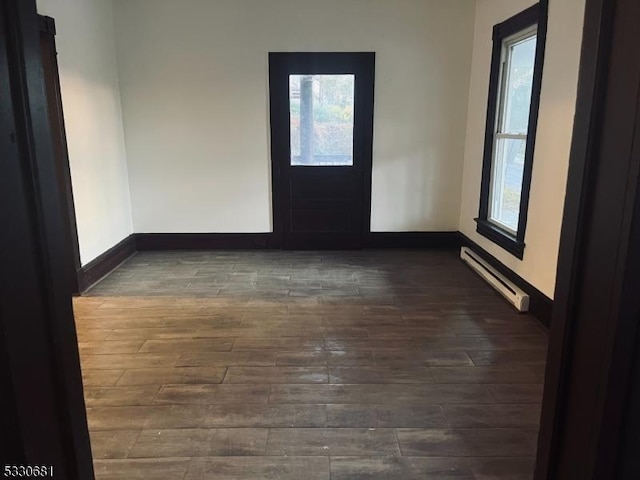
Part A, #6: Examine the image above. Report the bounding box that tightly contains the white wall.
[112,0,475,233]
[34,0,584,294]
[459,0,586,298]
[36,0,133,265]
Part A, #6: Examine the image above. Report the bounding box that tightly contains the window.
[476,4,546,259]
[289,74,355,166]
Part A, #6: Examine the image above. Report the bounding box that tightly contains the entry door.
[269,53,375,249]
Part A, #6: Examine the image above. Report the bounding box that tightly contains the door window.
[289,74,355,166]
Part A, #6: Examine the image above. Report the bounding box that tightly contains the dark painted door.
[269,53,375,249]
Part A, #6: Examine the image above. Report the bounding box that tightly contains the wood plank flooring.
[75,250,548,479]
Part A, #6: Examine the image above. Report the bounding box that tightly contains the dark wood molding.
[133,231,462,252]
[135,233,281,251]
[535,0,613,474]
[79,235,136,291]
[364,231,462,249]
[536,0,640,476]
[37,13,55,35]
[459,233,553,326]
[477,2,548,258]
[0,0,93,476]
[618,307,640,477]
[474,219,525,259]
[38,14,82,295]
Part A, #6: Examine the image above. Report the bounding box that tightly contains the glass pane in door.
[289,74,355,166]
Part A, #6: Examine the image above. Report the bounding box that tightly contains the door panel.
[289,169,359,233]
[269,53,375,250]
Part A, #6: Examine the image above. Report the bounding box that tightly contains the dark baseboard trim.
[458,233,553,327]
[364,231,462,249]
[135,233,281,251]
[78,235,136,292]
[134,232,461,251]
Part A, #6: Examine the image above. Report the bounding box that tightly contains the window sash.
[488,136,522,236]
[487,27,537,237]
[495,27,537,137]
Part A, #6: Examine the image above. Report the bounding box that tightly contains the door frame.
[38,14,82,295]
[535,0,640,477]
[0,0,93,477]
[268,52,375,249]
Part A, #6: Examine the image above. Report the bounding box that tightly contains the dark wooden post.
[0,0,94,477]
[535,0,640,477]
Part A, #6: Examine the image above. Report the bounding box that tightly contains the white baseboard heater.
[460,246,530,313]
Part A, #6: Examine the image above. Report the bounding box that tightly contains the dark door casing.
[0,0,93,477]
[269,52,375,250]
[39,15,81,294]
[535,0,640,477]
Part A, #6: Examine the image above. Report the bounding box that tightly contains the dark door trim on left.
[0,0,93,476]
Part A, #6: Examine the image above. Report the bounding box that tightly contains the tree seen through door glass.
[289,74,355,166]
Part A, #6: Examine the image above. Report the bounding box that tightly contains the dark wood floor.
[75,250,547,479]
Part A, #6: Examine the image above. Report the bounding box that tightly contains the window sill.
[475,219,525,259]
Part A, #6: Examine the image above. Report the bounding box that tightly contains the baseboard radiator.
[460,246,530,313]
